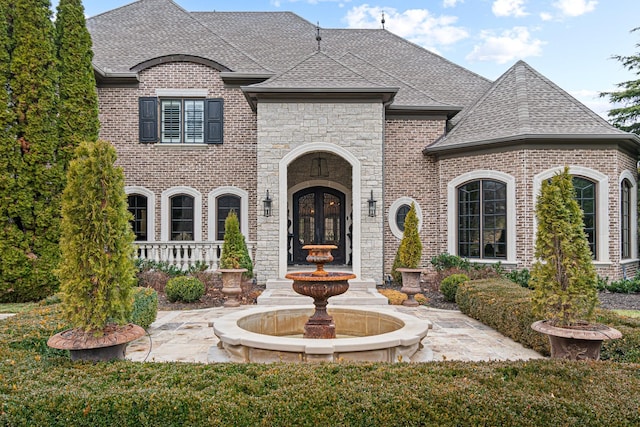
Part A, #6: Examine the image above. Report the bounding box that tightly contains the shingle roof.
[426,61,634,152]
[87,0,637,149]
[86,0,267,74]
[250,51,386,89]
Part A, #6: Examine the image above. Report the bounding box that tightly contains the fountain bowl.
[213,305,432,363]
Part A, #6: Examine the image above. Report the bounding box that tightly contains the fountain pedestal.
[285,245,355,339]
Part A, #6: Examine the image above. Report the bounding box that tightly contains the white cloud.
[539,12,553,21]
[345,5,468,48]
[492,0,528,17]
[570,89,611,119]
[552,0,597,17]
[466,27,545,64]
[443,0,463,7]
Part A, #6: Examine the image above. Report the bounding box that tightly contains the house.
[87,0,640,287]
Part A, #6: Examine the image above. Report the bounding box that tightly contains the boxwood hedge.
[456,278,640,362]
[1,298,640,426]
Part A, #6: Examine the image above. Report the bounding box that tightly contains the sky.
[54,0,640,119]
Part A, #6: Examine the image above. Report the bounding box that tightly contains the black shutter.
[205,98,223,144]
[139,97,158,143]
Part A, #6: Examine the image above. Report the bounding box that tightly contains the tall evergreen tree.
[1,0,61,302]
[601,27,640,135]
[56,0,100,163]
[58,140,135,332]
[0,0,23,301]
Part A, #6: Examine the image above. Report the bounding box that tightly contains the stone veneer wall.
[97,62,258,242]
[384,118,445,274]
[256,102,384,283]
[436,146,639,280]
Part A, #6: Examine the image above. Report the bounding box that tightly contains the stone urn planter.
[219,268,247,307]
[397,268,423,307]
[48,323,145,362]
[531,320,622,361]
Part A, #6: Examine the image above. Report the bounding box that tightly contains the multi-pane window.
[573,177,596,258]
[458,179,507,259]
[127,194,148,241]
[170,195,194,241]
[216,195,241,240]
[139,97,222,144]
[395,204,411,233]
[161,99,205,143]
[621,179,632,259]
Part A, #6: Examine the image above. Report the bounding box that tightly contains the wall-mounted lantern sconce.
[263,190,272,217]
[367,190,377,217]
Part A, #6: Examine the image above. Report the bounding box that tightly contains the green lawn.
[612,309,640,318]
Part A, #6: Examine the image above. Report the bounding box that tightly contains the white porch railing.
[134,241,257,271]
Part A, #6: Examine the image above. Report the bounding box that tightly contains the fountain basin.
[213,306,432,362]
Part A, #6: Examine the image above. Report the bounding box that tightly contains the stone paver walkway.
[126,306,544,363]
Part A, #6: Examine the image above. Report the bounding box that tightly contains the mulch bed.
[143,270,639,312]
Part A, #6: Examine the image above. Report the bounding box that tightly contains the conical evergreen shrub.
[531,167,599,327]
[391,203,422,284]
[219,211,253,278]
[57,140,136,333]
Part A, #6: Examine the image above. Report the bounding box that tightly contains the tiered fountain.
[285,245,355,339]
[213,245,431,362]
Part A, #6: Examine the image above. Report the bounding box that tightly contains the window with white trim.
[216,195,242,241]
[457,179,507,259]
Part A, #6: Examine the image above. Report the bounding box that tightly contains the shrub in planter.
[391,203,422,284]
[130,287,158,329]
[440,274,469,302]
[219,211,253,277]
[165,276,205,303]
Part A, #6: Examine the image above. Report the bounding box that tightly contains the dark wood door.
[292,187,346,264]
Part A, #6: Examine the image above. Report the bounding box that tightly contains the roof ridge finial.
[381,11,385,29]
[316,22,322,51]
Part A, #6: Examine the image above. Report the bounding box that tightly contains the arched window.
[127,194,148,241]
[572,177,597,258]
[170,195,194,241]
[457,179,507,259]
[621,178,632,259]
[216,194,241,240]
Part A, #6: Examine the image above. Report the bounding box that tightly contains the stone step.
[257,287,389,306]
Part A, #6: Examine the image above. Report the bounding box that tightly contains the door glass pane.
[298,193,315,245]
[323,193,340,243]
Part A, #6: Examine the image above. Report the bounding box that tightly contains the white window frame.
[161,186,202,242]
[533,166,609,264]
[448,170,517,264]
[125,186,156,242]
[156,89,208,145]
[208,187,249,242]
[388,197,423,239]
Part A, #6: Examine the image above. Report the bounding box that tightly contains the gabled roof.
[87,0,489,111]
[241,51,398,110]
[86,0,267,74]
[425,61,638,153]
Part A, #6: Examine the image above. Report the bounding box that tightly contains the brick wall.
[98,62,258,242]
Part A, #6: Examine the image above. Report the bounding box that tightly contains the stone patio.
[125,305,544,363]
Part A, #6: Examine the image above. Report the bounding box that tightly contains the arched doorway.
[292,186,346,264]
